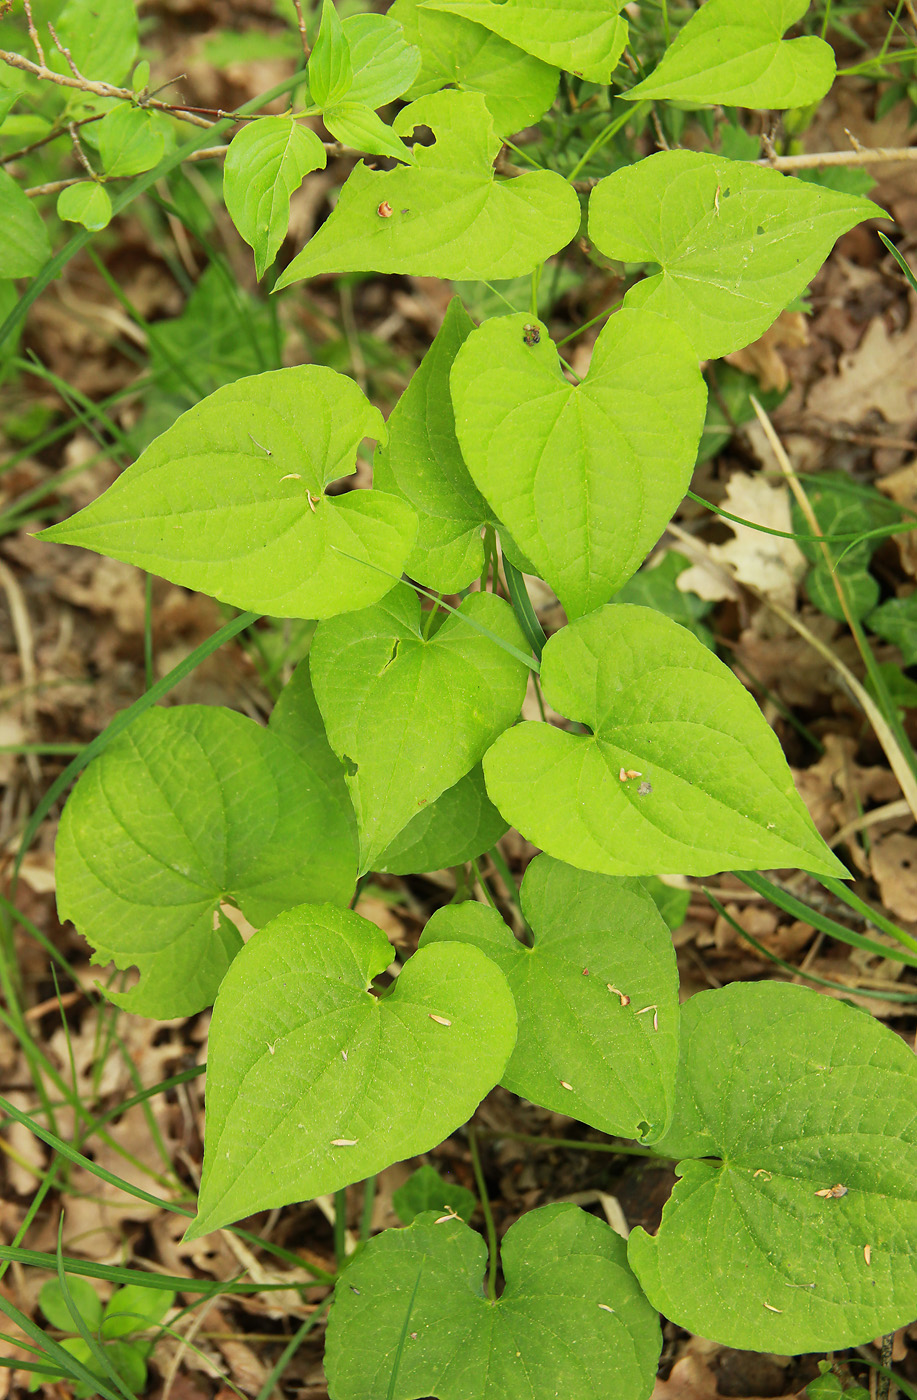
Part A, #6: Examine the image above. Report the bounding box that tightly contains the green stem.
[333,1187,348,1267]
[476,1128,670,1159]
[661,0,671,45]
[467,1127,499,1301]
[567,102,649,183]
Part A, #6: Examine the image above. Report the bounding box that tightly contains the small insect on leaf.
[559,1080,574,1091]
[428,1013,452,1026]
[331,1138,359,1147]
[619,768,642,781]
[753,1169,772,1180]
[377,201,393,218]
[597,1303,615,1314]
[864,1244,872,1266]
[523,323,541,346]
[815,1183,849,1199]
[763,1302,783,1313]
[607,984,630,1007]
[434,1206,461,1224]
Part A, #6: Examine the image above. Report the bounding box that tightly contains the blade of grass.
[704,889,917,1002]
[56,1219,138,1400]
[0,1289,124,1400]
[735,871,917,967]
[879,230,917,292]
[254,1300,332,1400]
[501,553,546,662]
[815,873,917,955]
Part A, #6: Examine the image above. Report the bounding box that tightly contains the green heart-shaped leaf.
[373,296,491,593]
[390,0,558,134]
[628,981,917,1352]
[343,13,423,108]
[375,766,508,874]
[422,854,679,1141]
[55,706,357,1019]
[223,116,327,278]
[392,1164,477,1224]
[324,1203,661,1400]
[39,367,417,620]
[312,588,529,872]
[275,90,580,286]
[589,152,885,360]
[450,309,707,619]
[189,904,516,1237]
[269,659,507,874]
[483,605,848,878]
[625,0,835,108]
[420,0,628,84]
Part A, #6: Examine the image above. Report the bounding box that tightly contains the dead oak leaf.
[806,308,917,427]
[676,473,806,609]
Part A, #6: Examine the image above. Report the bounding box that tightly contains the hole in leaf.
[343,755,358,777]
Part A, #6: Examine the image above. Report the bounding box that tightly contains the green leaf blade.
[324,1203,661,1400]
[56,182,113,232]
[420,0,628,84]
[390,0,559,134]
[451,309,707,618]
[343,13,423,107]
[321,103,416,165]
[275,90,581,286]
[39,367,417,620]
[373,296,490,592]
[311,587,529,872]
[223,117,327,278]
[422,854,679,1141]
[0,168,52,277]
[589,152,886,359]
[97,107,165,178]
[625,0,836,108]
[483,605,848,878]
[308,0,354,107]
[190,904,516,1237]
[629,981,917,1352]
[55,706,357,1019]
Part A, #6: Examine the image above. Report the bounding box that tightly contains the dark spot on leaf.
[343,755,358,777]
[756,225,765,236]
[379,639,400,675]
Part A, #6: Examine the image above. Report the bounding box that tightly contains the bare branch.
[22,0,44,65]
[67,120,95,176]
[757,144,917,171]
[47,20,80,78]
[292,0,311,60]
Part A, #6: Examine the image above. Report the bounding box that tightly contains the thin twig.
[757,144,917,171]
[750,396,917,825]
[47,20,79,77]
[67,121,94,176]
[467,1127,499,1302]
[25,174,91,196]
[23,0,44,65]
[0,47,212,125]
[292,0,311,59]
[572,142,917,191]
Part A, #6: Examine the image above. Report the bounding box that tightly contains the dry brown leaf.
[806,304,917,427]
[725,309,810,393]
[651,1349,800,1400]
[877,457,917,577]
[870,830,917,923]
[676,473,806,609]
